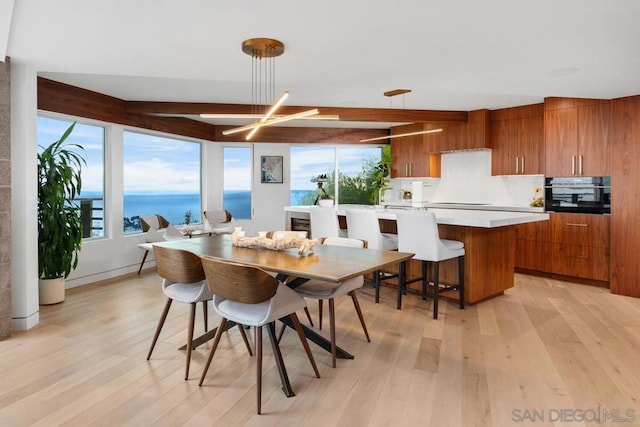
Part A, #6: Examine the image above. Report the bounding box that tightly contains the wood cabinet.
[610,95,640,297]
[390,123,441,178]
[441,109,491,152]
[544,98,610,177]
[491,104,544,175]
[546,213,610,281]
[514,220,548,271]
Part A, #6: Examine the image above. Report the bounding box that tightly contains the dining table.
[153,234,414,396]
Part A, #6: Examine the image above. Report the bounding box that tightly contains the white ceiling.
[5,0,640,123]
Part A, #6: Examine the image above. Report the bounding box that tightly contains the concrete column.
[0,58,11,338]
[10,61,38,330]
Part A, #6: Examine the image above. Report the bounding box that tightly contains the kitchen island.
[284,205,549,304]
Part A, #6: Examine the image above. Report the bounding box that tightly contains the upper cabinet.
[390,123,441,178]
[490,104,544,175]
[544,98,610,177]
[441,109,491,152]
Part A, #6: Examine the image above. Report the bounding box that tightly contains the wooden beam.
[214,126,388,144]
[124,101,469,124]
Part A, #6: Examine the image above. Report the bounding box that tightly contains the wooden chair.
[293,237,371,367]
[199,257,320,414]
[147,246,252,380]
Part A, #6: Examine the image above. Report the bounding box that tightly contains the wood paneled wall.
[611,95,640,297]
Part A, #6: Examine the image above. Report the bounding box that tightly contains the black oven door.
[545,177,611,214]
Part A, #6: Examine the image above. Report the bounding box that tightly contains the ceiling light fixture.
[214,38,320,140]
[360,88,442,142]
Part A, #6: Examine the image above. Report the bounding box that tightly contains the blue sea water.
[79,189,315,233]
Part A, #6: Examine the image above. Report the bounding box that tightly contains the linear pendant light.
[222,109,320,136]
[216,38,323,139]
[360,128,443,143]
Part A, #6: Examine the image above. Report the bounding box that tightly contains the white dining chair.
[199,257,320,414]
[292,237,370,367]
[147,246,253,380]
[395,210,465,319]
[309,206,347,239]
[345,208,399,303]
[203,209,236,234]
[137,214,185,274]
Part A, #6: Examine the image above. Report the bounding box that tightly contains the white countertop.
[285,204,549,228]
[382,199,544,213]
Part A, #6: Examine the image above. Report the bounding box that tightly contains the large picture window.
[223,147,252,219]
[290,145,382,205]
[37,116,106,238]
[123,131,201,232]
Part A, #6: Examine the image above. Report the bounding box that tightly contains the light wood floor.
[1,272,640,426]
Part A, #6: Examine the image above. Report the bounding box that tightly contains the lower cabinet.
[515,212,610,283]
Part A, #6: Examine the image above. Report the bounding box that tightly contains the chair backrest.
[322,236,367,249]
[153,245,206,284]
[395,210,444,261]
[141,214,170,232]
[200,256,278,304]
[203,210,234,229]
[269,230,308,240]
[345,209,383,250]
[309,206,341,239]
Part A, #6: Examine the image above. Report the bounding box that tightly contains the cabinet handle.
[405,164,408,176]
[566,223,588,227]
[409,163,412,176]
[515,157,519,174]
[521,156,525,174]
[571,155,576,175]
[579,155,583,175]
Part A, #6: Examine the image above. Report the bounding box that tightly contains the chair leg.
[185,303,197,380]
[329,298,337,368]
[147,298,172,360]
[458,255,465,309]
[256,325,263,415]
[374,270,381,303]
[290,313,321,378]
[318,300,323,330]
[349,291,370,342]
[421,261,428,300]
[202,300,208,332]
[433,262,439,320]
[238,324,253,356]
[137,250,149,275]
[199,317,228,386]
[304,306,314,327]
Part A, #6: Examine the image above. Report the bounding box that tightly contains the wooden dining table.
[153,234,414,396]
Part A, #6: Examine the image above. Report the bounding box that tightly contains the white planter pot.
[38,278,65,305]
[318,199,334,207]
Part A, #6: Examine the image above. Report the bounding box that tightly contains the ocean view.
[78,190,315,233]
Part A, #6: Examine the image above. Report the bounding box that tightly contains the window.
[123,131,201,232]
[290,145,382,205]
[37,116,106,238]
[223,147,252,219]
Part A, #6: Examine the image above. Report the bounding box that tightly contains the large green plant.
[37,122,86,279]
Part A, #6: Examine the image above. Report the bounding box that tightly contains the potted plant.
[318,193,334,207]
[367,145,391,205]
[37,122,86,304]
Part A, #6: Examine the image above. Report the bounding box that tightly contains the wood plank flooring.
[1,272,640,426]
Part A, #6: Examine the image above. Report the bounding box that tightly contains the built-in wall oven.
[544,176,611,214]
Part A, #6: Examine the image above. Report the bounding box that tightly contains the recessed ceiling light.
[546,67,580,77]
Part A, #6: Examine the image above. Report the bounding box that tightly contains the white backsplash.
[388,150,544,207]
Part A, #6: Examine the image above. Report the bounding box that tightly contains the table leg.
[266,322,295,397]
[179,320,236,350]
[279,316,354,359]
[397,260,407,310]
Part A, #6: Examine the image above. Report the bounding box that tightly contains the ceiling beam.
[124,101,469,124]
[213,126,388,144]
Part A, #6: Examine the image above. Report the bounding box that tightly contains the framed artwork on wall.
[261,155,283,183]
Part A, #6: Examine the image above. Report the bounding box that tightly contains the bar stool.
[309,206,347,238]
[345,208,398,303]
[395,210,465,319]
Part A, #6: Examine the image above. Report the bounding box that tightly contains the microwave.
[544,176,611,214]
